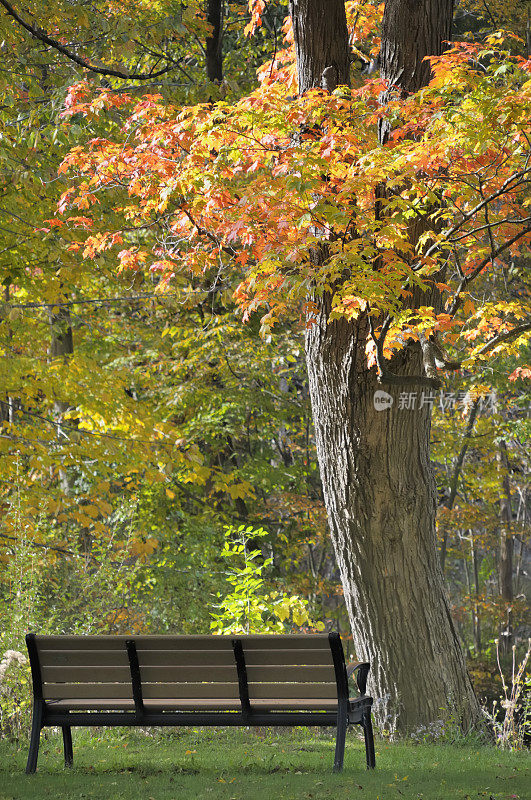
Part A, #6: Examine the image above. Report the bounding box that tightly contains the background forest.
[0,0,529,742]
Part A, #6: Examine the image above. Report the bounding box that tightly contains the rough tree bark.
[290,0,481,732]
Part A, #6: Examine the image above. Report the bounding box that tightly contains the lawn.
[0,727,528,800]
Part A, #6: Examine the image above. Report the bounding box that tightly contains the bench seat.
[25,632,375,774]
[45,697,343,710]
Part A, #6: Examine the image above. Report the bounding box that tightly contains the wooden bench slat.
[43,683,133,700]
[45,697,340,711]
[43,682,242,700]
[36,634,330,651]
[141,683,241,699]
[43,681,337,701]
[41,649,271,668]
[39,650,130,668]
[249,683,337,700]
[137,666,335,683]
[140,666,239,682]
[42,665,241,683]
[244,649,331,666]
[242,698,339,710]
[139,635,330,651]
[236,635,330,650]
[38,637,126,651]
[40,662,334,683]
[143,698,339,710]
[246,665,335,683]
[139,665,334,683]
[38,636,234,652]
[137,650,235,667]
[41,666,131,682]
[45,698,242,710]
[40,665,336,685]
[137,649,332,667]
[46,698,135,709]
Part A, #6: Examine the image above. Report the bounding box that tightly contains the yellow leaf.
[293,608,308,626]
[82,505,100,519]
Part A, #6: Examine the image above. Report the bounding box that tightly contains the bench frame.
[25,632,375,774]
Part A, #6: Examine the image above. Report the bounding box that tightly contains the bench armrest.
[346,661,370,696]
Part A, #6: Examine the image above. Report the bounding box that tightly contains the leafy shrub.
[210,525,323,634]
[0,650,31,742]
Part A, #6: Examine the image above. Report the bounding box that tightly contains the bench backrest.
[28,634,348,704]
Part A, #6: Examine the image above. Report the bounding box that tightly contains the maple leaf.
[508,366,531,381]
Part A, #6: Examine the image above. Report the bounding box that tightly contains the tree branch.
[414,166,531,271]
[0,0,177,80]
[180,206,237,257]
[0,531,80,557]
[425,333,461,371]
[369,314,442,389]
[5,291,183,309]
[438,396,481,570]
[444,397,481,510]
[474,320,531,357]
[448,224,531,315]
[430,321,531,374]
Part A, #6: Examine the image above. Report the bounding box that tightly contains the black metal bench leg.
[362,709,376,769]
[25,702,43,774]
[333,704,348,772]
[62,725,73,767]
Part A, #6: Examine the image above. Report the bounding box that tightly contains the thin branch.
[0,0,177,80]
[474,320,531,357]
[431,321,531,373]
[416,166,531,270]
[448,224,531,315]
[5,291,183,309]
[131,38,195,84]
[8,406,182,448]
[481,0,497,27]
[444,397,481,510]
[448,216,531,244]
[180,206,237,257]
[0,531,81,557]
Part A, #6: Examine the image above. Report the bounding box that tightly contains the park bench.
[25,632,375,774]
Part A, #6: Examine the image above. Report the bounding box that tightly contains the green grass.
[0,727,528,800]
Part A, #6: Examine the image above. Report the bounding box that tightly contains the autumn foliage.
[57,31,531,376]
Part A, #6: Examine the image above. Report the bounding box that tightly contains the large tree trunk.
[291,0,481,733]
